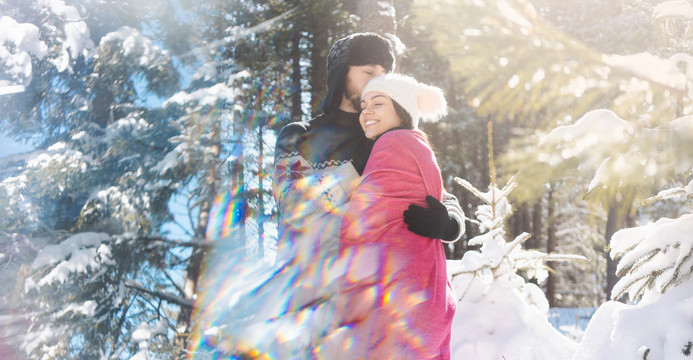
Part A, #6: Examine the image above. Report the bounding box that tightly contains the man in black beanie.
[272,32,464,264]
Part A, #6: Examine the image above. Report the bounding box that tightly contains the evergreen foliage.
[412,0,693,299]
[1,0,692,357]
[610,176,693,302]
[0,0,377,357]
[447,123,584,359]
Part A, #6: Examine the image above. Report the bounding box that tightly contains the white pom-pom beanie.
[361,73,447,128]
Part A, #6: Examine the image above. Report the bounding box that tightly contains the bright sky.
[0,133,33,157]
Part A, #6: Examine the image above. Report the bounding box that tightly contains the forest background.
[1,0,692,358]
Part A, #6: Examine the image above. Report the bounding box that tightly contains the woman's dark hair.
[391,100,413,129]
[386,99,433,149]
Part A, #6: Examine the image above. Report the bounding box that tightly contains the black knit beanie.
[322,33,396,114]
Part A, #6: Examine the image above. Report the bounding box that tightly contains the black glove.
[403,195,460,241]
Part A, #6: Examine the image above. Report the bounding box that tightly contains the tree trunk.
[530,198,543,250]
[309,28,327,117]
[291,30,303,122]
[257,122,265,259]
[510,203,531,246]
[545,187,557,307]
[605,203,625,300]
[510,205,522,242]
[175,114,221,350]
[355,0,396,35]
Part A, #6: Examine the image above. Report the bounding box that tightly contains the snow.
[449,278,578,360]
[602,52,693,91]
[588,154,625,192]
[40,0,81,21]
[192,62,218,82]
[539,109,693,194]
[653,0,693,21]
[40,0,94,60]
[0,16,47,59]
[0,16,47,87]
[650,178,693,202]
[610,214,693,302]
[62,21,93,60]
[508,73,520,88]
[539,109,634,164]
[573,281,693,360]
[537,109,646,191]
[531,106,693,358]
[0,84,25,95]
[151,142,188,175]
[131,320,167,351]
[446,177,582,359]
[88,186,144,219]
[29,232,111,287]
[101,26,166,67]
[377,1,395,17]
[57,301,97,317]
[31,232,108,268]
[1,174,28,206]
[21,324,64,356]
[4,2,691,357]
[164,83,237,107]
[1,2,93,78]
[105,115,151,143]
[661,115,693,173]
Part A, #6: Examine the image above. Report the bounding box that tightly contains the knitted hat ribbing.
[322,33,396,114]
[361,73,447,128]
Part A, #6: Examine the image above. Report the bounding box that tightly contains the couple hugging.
[273,33,465,359]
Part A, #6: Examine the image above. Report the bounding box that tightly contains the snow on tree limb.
[124,280,194,308]
[610,213,693,301]
[447,171,582,359]
[28,232,111,289]
[450,176,586,285]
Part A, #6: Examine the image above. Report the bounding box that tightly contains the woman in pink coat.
[339,73,457,359]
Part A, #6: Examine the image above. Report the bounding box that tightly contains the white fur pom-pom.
[417,85,447,123]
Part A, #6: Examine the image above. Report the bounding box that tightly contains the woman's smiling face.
[359,91,403,140]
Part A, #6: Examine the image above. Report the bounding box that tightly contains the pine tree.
[573,170,693,359]
[447,122,585,359]
[0,0,218,358]
[412,0,693,299]
[610,175,693,302]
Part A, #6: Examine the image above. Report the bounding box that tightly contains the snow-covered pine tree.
[572,112,693,357]
[573,178,693,359]
[446,122,585,360]
[413,0,693,302]
[610,179,693,302]
[448,175,584,359]
[0,1,208,358]
[549,2,693,351]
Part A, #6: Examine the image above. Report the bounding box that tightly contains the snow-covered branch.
[138,235,209,249]
[124,280,194,309]
[447,175,583,359]
[610,213,693,301]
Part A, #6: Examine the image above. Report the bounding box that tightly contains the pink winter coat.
[339,129,456,359]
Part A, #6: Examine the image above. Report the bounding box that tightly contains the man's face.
[344,64,387,112]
